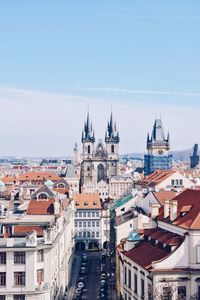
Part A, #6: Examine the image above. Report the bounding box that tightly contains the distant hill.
[122,148,193,162]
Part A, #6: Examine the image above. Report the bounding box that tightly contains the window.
[83,221,86,227]
[79,212,82,217]
[111,144,114,153]
[78,232,82,237]
[96,232,99,238]
[38,193,47,199]
[75,221,78,227]
[92,221,95,227]
[14,272,25,286]
[79,222,82,227]
[178,286,186,298]
[124,266,127,285]
[92,232,95,238]
[37,269,44,283]
[37,250,44,263]
[87,232,90,238]
[180,179,183,186]
[148,284,153,300]
[92,212,95,217]
[14,296,25,300]
[171,179,175,186]
[96,212,99,217]
[75,212,78,218]
[141,278,145,299]
[96,221,99,227]
[196,246,200,263]
[83,212,86,217]
[0,253,6,264]
[83,232,87,238]
[134,274,138,294]
[162,287,172,300]
[14,252,25,264]
[128,269,131,288]
[0,272,6,286]
[88,212,91,217]
[0,296,5,300]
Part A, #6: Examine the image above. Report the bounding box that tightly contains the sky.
[0,0,200,156]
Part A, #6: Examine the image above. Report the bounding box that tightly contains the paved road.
[82,252,101,300]
[64,255,81,300]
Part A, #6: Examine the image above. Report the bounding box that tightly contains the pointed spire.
[105,110,120,143]
[82,111,95,143]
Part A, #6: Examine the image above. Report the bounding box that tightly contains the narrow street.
[68,251,117,300]
[82,252,101,299]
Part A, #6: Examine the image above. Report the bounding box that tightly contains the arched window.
[38,193,48,199]
[111,144,114,153]
[88,145,91,154]
[97,164,104,182]
[57,183,65,188]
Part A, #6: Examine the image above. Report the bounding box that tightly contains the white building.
[119,189,200,300]
[0,195,74,300]
[74,193,110,250]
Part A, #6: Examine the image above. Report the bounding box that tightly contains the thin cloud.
[99,14,200,20]
[66,86,200,97]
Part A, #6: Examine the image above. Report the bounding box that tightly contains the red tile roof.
[157,189,200,229]
[139,170,176,187]
[123,241,170,270]
[14,226,44,236]
[123,228,184,270]
[27,199,55,215]
[18,172,60,182]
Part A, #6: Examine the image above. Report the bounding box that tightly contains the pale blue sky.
[0,1,200,156]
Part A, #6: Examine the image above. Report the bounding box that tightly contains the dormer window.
[84,201,88,206]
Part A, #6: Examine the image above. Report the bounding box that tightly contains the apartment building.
[0,194,74,300]
[119,189,200,300]
[74,193,110,250]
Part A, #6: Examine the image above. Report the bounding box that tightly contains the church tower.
[190,144,199,168]
[105,112,120,176]
[81,112,95,160]
[105,111,120,160]
[144,118,172,175]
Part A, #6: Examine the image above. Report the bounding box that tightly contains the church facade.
[80,112,120,197]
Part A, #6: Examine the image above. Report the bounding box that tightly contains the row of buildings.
[0,111,199,300]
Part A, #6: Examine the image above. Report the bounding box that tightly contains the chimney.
[169,200,178,222]
[151,203,160,218]
[164,200,170,218]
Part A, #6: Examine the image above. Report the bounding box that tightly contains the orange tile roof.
[157,189,200,229]
[27,199,55,215]
[18,172,60,182]
[1,175,15,183]
[140,170,176,187]
[14,225,44,236]
[74,194,101,209]
[152,190,177,205]
[53,188,69,195]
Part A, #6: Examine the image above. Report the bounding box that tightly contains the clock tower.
[144,118,172,175]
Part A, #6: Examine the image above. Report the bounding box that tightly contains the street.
[66,251,117,300]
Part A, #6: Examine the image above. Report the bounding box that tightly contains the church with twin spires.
[80,111,120,195]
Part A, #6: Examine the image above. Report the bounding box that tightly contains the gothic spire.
[82,111,95,143]
[105,111,120,143]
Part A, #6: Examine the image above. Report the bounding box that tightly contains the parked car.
[78,282,84,289]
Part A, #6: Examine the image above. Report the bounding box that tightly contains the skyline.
[1,1,200,155]
[1,85,199,157]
